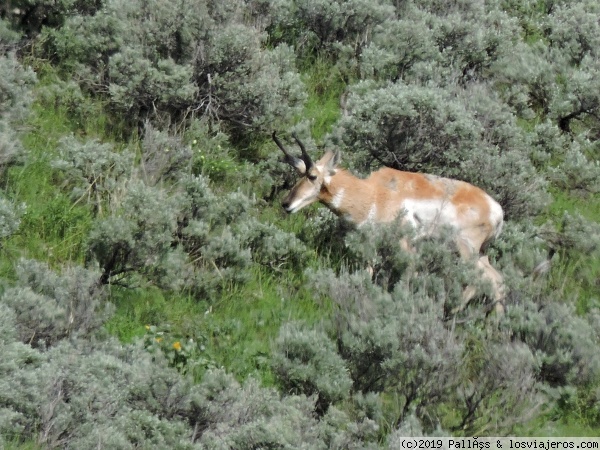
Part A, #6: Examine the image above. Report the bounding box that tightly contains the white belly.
[402,199,457,233]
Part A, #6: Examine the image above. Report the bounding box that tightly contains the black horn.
[273,131,300,166]
[292,133,313,171]
[272,131,312,173]
[272,131,290,157]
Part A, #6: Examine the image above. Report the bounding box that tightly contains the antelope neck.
[319,170,375,225]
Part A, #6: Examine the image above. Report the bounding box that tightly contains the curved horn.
[292,133,313,171]
[272,132,306,173]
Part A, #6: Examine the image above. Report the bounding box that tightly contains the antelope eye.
[307,173,317,181]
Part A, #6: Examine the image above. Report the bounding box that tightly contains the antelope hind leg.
[452,256,505,316]
[477,255,505,314]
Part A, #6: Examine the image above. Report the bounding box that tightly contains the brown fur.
[279,146,505,314]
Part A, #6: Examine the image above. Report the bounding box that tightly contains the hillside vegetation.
[1,0,600,447]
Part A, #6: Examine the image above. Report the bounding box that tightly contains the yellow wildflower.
[173,341,182,351]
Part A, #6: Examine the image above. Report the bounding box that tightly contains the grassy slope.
[1,101,92,274]
[541,190,600,313]
[3,60,599,440]
[100,60,346,384]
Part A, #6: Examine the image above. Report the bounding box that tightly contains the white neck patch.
[331,188,345,209]
[367,203,377,222]
[359,203,377,227]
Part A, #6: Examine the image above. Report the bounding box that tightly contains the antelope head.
[273,132,340,213]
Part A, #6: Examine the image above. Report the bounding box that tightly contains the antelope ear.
[331,151,341,168]
[323,150,341,175]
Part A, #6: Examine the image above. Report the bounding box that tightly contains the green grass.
[104,287,179,343]
[301,58,347,139]
[0,101,93,275]
[546,189,600,222]
[205,269,328,381]
[0,65,336,389]
[540,190,600,312]
[0,65,131,277]
[104,265,328,385]
[1,440,42,450]
[518,415,600,437]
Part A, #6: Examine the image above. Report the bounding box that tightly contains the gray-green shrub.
[2,259,109,348]
[269,0,394,60]
[51,136,134,215]
[41,0,306,141]
[1,286,380,449]
[360,1,521,86]
[83,166,311,294]
[272,322,353,414]
[88,181,183,286]
[138,122,192,186]
[0,195,25,241]
[0,53,36,169]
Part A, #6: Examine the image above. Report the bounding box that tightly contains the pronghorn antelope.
[273,132,505,314]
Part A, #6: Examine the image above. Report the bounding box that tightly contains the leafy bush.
[237,219,310,271]
[426,1,520,85]
[0,55,36,122]
[272,322,352,414]
[547,0,600,66]
[197,30,305,143]
[538,211,600,261]
[0,0,104,36]
[269,0,394,60]
[0,334,41,442]
[0,18,22,49]
[107,47,197,120]
[0,195,25,241]
[549,55,600,135]
[0,281,378,449]
[0,338,199,449]
[497,0,600,133]
[361,1,521,86]
[84,165,310,295]
[1,259,109,348]
[40,0,306,141]
[287,204,600,434]
[492,42,556,119]
[138,122,192,186]
[548,139,600,195]
[51,136,134,215]
[0,53,36,169]
[191,368,373,449]
[87,181,183,286]
[359,8,438,82]
[303,265,546,434]
[193,369,321,449]
[297,216,569,434]
[451,337,541,434]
